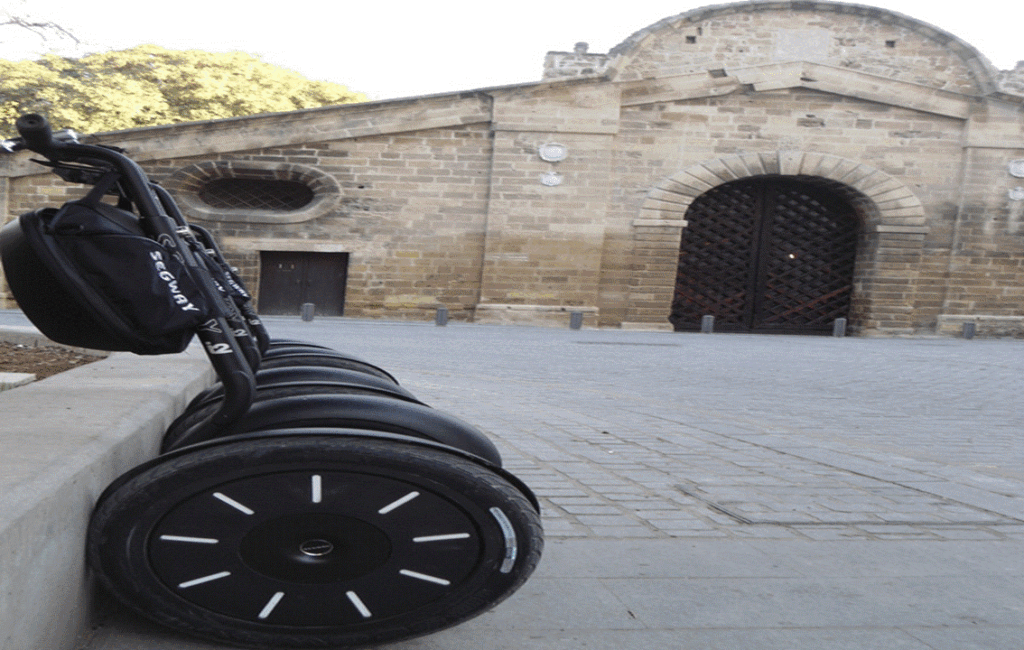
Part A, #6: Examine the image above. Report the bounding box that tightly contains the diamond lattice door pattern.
[670,177,859,334]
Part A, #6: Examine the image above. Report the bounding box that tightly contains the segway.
[0,114,542,649]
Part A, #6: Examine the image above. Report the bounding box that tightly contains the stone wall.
[611,86,967,333]
[147,124,495,321]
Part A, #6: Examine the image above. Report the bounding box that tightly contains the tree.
[0,45,367,136]
[1,3,80,52]
[0,13,78,46]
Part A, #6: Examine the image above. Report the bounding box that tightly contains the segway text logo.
[149,251,201,312]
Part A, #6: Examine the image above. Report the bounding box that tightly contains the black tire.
[266,339,336,352]
[88,436,543,649]
[162,394,503,466]
[169,366,418,449]
[262,345,354,358]
[162,382,425,454]
[179,365,406,418]
[258,352,397,382]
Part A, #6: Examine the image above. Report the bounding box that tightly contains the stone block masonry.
[2,2,1023,335]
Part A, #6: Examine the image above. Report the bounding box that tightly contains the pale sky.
[2,0,1021,101]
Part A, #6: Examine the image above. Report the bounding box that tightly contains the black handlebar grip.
[15,113,55,152]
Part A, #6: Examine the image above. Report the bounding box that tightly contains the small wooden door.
[258,251,349,316]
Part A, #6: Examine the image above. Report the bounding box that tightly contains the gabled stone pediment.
[606,1,1002,97]
[618,61,972,119]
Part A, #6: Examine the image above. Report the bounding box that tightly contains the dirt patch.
[0,341,103,380]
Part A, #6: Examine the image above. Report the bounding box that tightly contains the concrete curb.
[0,327,213,650]
[0,325,113,353]
[0,371,34,390]
[0,326,109,393]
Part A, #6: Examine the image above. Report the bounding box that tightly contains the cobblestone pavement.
[260,317,1024,544]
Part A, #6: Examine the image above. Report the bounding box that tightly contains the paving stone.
[4,312,1023,650]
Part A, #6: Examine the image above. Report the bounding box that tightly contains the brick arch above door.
[623,152,930,334]
[639,151,926,231]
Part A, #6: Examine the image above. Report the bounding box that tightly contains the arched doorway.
[670,176,859,334]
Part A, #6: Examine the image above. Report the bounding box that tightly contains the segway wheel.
[162,382,424,454]
[88,435,543,649]
[258,351,398,383]
[266,338,337,352]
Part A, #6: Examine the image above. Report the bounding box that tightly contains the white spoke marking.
[311,475,322,504]
[413,533,471,543]
[159,535,219,544]
[178,571,231,589]
[213,492,254,515]
[378,491,420,514]
[258,592,285,620]
[346,591,373,618]
[399,569,451,586]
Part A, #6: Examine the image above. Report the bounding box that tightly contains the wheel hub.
[239,513,392,583]
[298,539,335,557]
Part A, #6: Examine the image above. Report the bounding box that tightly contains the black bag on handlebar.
[1,197,211,354]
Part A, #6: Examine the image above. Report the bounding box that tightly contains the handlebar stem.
[13,113,257,434]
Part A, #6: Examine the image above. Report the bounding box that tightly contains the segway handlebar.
[8,114,172,232]
[6,113,257,435]
[14,113,57,152]
[3,116,81,153]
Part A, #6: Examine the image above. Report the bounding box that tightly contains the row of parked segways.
[0,114,542,649]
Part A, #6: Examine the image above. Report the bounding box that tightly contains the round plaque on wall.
[538,143,569,162]
[541,171,563,186]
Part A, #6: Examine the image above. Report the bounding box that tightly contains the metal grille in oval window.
[198,178,315,211]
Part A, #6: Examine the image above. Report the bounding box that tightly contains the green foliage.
[0,45,367,136]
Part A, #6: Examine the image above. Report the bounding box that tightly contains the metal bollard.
[435,307,449,327]
[833,318,847,338]
[300,303,315,322]
[569,311,584,330]
[700,315,715,333]
[962,322,976,340]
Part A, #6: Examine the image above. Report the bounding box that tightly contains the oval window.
[198,178,316,211]
[167,161,341,224]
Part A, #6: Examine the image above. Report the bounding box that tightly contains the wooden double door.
[258,251,349,316]
[670,177,859,334]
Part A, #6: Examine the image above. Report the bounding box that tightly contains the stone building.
[3,0,1024,336]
